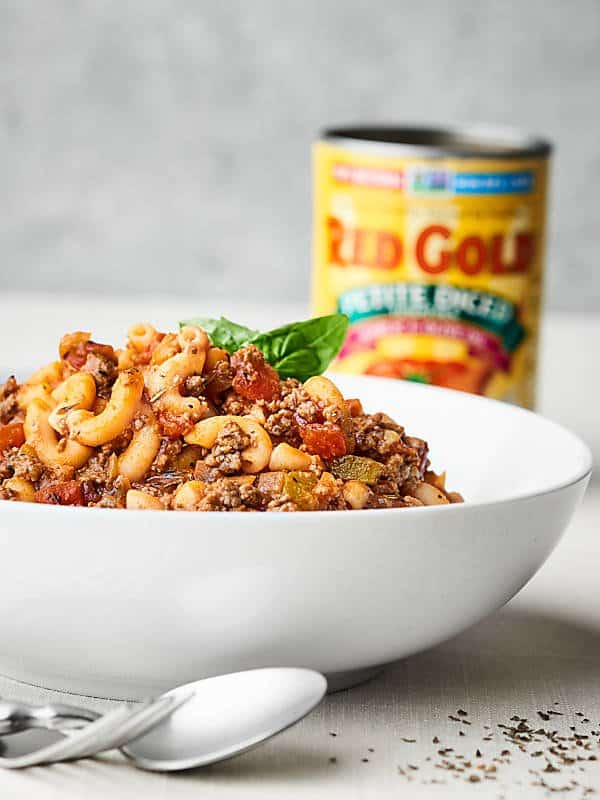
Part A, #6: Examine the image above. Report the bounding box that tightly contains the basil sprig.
[183,317,259,353]
[180,314,349,381]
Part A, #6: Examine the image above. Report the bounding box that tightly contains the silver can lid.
[322,125,552,159]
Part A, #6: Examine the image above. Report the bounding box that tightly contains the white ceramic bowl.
[0,375,591,699]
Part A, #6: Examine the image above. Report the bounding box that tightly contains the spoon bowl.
[122,668,328,771]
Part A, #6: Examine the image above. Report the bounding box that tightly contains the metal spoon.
[122,668,327,772]
[0,668,327,771]
[0,705,138,768]
[0,700,100,734]
[0,695,189,767]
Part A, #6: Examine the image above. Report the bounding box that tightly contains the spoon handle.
[0,700,100,735]
[77,692,191,759]
[0,706,134,768]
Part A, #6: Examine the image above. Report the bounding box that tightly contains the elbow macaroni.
[127,323,158,353]
[126,489,164,510]
[173,480,206,510]
[118,408,161,483]
[146,328,209,419]
[4,477,36,502]
[48,373,97,435]
[17,361,65,412]
[66,369,144,447]
[25,397,94,468]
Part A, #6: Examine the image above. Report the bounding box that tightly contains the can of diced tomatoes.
[312,126,552,407]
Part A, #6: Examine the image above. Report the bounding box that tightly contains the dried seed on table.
[544,763,560,773]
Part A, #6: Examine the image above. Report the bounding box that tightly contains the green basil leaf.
[180,316,258,353]
[250,314,349,381]
[179,313,349,381]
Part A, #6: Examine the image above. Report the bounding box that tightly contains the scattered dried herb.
[391,703,600,794]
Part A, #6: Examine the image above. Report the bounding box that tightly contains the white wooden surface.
[0,293,598,798]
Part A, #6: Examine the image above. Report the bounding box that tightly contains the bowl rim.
[0,377,592,519]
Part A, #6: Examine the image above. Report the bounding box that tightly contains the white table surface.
[0,292,599,799]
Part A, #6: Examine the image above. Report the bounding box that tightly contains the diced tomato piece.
[65,341,117,370]
[0,422,25,452]
[157,410,194,439]
[298,422,347,459]
[344,398,363,417]
[233,364,279,401]
[35,480,84,506]
[231,346,280,402]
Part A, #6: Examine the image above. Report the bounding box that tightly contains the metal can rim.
[321,124,552,159]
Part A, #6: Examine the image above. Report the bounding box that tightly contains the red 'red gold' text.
[327,217,535,276]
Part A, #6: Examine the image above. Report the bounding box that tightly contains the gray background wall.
[1,0,599,309]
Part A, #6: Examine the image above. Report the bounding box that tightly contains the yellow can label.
[312,141,549,407]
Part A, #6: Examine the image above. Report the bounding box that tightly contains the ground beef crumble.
[200,478,263,511]
[0,445,45,482]
[81,352,118,398]
[220,391,255,417]
[203,361,233,397]
[205,422,251,475]
[150,438,183,474]
[353,413,406,458]
[0,376,19,424]
[181,375,205,398]
[76,448,118,486]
